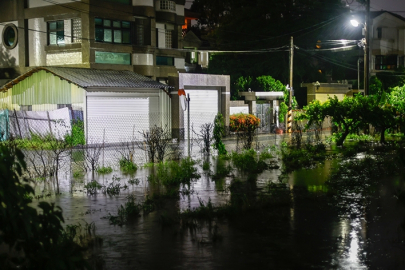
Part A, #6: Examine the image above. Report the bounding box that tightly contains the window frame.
[2,24,18,49]
[48,20,65,45]
[94,18,132,44]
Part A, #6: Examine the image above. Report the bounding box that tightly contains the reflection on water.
[33,153,405,269]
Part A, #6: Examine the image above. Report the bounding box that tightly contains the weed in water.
[97,166,113,174]
[202,160,210,171]
[212,155,232,180]
[119,158,138,174]
[128,178,140,185]
[84,180,103,195]
[104,194,141,226]
[102,175,121,196]
[231,149,268,174]
[73,170,84,178]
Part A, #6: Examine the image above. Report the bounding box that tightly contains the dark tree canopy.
[191,0,365,103]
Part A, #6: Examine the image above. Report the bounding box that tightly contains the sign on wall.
[95,51,131,65]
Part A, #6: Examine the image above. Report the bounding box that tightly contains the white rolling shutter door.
[87,94,157,143]
[186,90,218,139]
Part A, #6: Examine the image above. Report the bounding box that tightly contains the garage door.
[186,90,218,139]
[87,94,158,143]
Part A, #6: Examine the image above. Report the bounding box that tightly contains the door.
[86,93,158,143]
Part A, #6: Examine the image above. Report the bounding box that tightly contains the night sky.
[185,1,405,16]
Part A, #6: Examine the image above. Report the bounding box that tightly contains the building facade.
[369,11,405,75]
[0,0,186,85]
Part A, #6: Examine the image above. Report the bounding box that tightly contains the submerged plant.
[97,166,113,174]
[231,149,268,174]
[119,157,138,174]
[84,180,102,195]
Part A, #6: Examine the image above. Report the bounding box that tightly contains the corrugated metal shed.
[0,67,171,92]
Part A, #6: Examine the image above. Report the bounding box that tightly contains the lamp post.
[350,0,370,95]
[351,19,368,95]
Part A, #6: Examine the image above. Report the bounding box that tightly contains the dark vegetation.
[0,145,92,269]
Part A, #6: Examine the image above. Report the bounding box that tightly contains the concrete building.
[0,0,186,85]
[369,11,405,76]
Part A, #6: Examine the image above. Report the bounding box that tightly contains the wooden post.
[14,109,22,138]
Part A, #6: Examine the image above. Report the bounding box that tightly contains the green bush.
[97,166,113,174]
[231,149,268,174]
[119,158,138,173]
[148,158,201,187]
[65,120,85,146]
[0,146,90,269]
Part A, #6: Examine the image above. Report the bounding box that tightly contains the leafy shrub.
[0,146,90,269]
[213,113,227,155]
[119,158,138,173]
[97,166,112,174]
[229,113,260,132]
[84,180,102,195]
[231,149,268,174]
[65,120,85,146]
[148,158,201,187]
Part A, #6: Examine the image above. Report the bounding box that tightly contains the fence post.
[47,111,53,137]
[14,109,22,138]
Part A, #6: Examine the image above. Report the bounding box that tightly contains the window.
[135,19,145,46]
[160,0,176,11]
[156,23,174,48]
[57,104,72,109]
[156,56,174,66]
[377,27,382,39]
[48,21,65,45]
[165,29,172,49]
[95,18,131,44]
[375,55,397,70]
[20,105,32,111]
[2,24,18,49]
[72,18,82,43]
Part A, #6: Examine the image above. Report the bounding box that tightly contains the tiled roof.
[0,67,172,91]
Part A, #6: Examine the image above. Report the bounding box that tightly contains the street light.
[350,17,369,95]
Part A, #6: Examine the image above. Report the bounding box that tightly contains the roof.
[370,11,405,22]
[0,67,172,92]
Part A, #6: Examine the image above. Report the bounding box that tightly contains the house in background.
[0,0,187,85]
[369,11,405,75]
[0,67,171,143]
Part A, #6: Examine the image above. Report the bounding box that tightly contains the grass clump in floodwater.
[281,142,327,173]
[104,194,142,226]
[119,158,138,174]
[84,180,103,195]
[96,166,112,174]
[231,149,269,174]
[212,155,232,180]
[147,157,201,187]
[102,175,122,196]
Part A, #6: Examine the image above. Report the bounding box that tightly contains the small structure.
[0,67,171,143]
[301,82,354,105]
[169,73,230,139]
[239,91,284,127]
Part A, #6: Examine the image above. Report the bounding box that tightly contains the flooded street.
[32,139,405,270]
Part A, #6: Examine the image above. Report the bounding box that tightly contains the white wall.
[28,0,78,8]
[132,53,154,65]
[133,0,153,6]
[46,52,83,65]
[0,21,19,68]
[28,18,47,67]
[174,58,185,69]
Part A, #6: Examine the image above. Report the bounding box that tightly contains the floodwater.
[31,141,405,270]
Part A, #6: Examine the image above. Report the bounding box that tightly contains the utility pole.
[364,0,370,95]
[287,36,293,133]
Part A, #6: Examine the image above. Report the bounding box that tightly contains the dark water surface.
[38,153,405,270]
